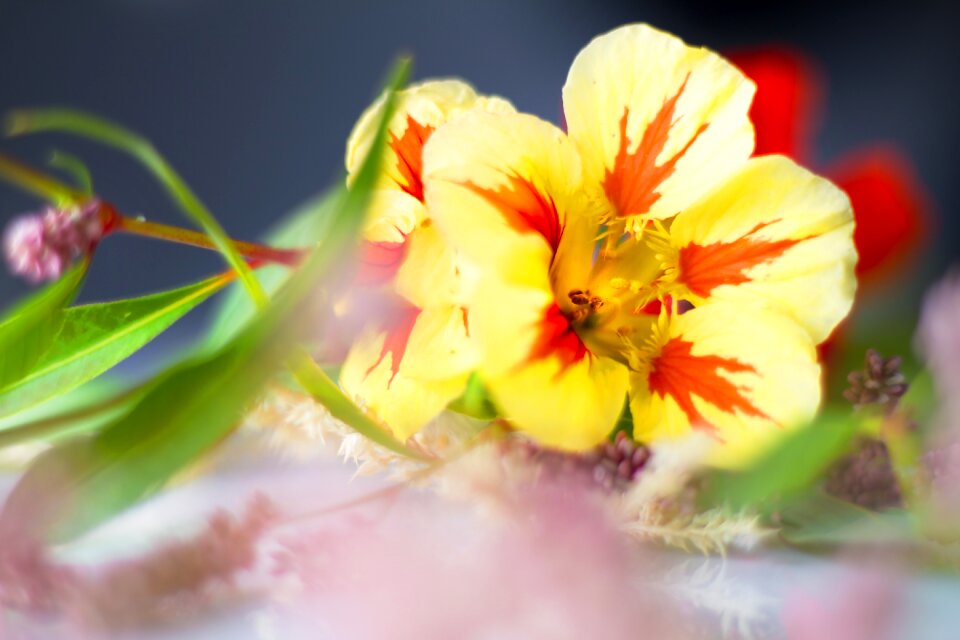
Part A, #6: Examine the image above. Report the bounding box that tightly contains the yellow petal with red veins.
[340,304,475,441]
[629,302,820,466]
[562,23,755,231]
[669,155,856,344]
[354,189,422,286]
[346,79,514,196]
[465,273,628,451]
[423,110,588,290]
[347,81,514,288]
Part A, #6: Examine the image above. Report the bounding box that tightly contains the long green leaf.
[6,110,266,305]
[283,58,427,461]
[700,409,861,514]
[0,263,87,396]
[0,274,231,419]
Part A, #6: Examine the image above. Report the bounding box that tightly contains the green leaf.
[448,373,498,420]
[0,58,416,542]
[0,263,87,398]
[0,274,231,419]
[700,409,861,514]
[6,109,265,305]
[206,189,338,347]
[0,309,292,542]
[0,379,147,450]
[283,58,427,462]
[778,492,917,546]
[48,150,94,195]
[1,228,328,541]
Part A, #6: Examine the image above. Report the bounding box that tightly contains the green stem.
[290,349,430,462]
[0,151,84,205]
[116,215,305,268]
[48,150,94,195]
[7,109,267,306]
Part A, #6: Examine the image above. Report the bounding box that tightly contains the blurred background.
[1,0,957,371]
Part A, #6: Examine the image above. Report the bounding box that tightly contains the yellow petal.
[467,274,628,451]
[340,305,474,440]
[361,189,423,243]
[346,79,514,199]
[396,219,478,309]
[562,23,755,231]
[423,109,588,290]
[353,189,423,287]
[629,302,820,467]
[668,155,857,343]
[488,354,629,452]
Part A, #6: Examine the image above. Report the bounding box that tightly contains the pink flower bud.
[3,200,106,283]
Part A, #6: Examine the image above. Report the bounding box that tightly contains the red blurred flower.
[729,47,929,289]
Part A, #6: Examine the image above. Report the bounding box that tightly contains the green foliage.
[0,57,417,542]
[0,275,230,419]
[0,151,85,205]
[282,57,427,462]
[6,108,265,305]
[701,409,861,514]
[778,491,916,546]
[0,279,300,542]
[0,263,86,405]
[0,380,144,450]
[448,373,499,420]
[48,150,93,195]
[206,189,338,347]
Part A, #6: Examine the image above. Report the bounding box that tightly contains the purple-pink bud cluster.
[3,200,105,283]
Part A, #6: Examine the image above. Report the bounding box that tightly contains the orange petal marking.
[678,221,804,297]
[367,303,422,386]
[528,303,588,368]
[356,237,408,285]
[648,338,769,434]
[465,173,563,252]
[603,76,707,218]
[389,115,435,202]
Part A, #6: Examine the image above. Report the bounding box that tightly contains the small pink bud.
[3,200,106,283]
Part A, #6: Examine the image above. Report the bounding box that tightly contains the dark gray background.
[1,0,957,357]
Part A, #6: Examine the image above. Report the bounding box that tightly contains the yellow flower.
[422,25,857,460]
[338,80,513,440]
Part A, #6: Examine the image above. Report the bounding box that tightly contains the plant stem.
[290,349,431,462]
[7,109,267,305]
[116,215,305,268]
[0,151,84,204]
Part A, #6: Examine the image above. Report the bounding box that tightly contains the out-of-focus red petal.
[828,146,930,283]
[727,47,823,161]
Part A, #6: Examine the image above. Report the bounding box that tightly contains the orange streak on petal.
[367,304,422,386]
[648,338,769,434]
[465,172,563,252]
[678,221,803,297]
[356,237,408,285]
[603,76,707,218]
[528,303,588,369]
[388,116,435,202]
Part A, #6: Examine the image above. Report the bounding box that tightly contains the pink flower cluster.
[3,200,105,283]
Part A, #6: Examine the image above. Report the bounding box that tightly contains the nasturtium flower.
[423,24,857,459]
[338,80,514,439]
